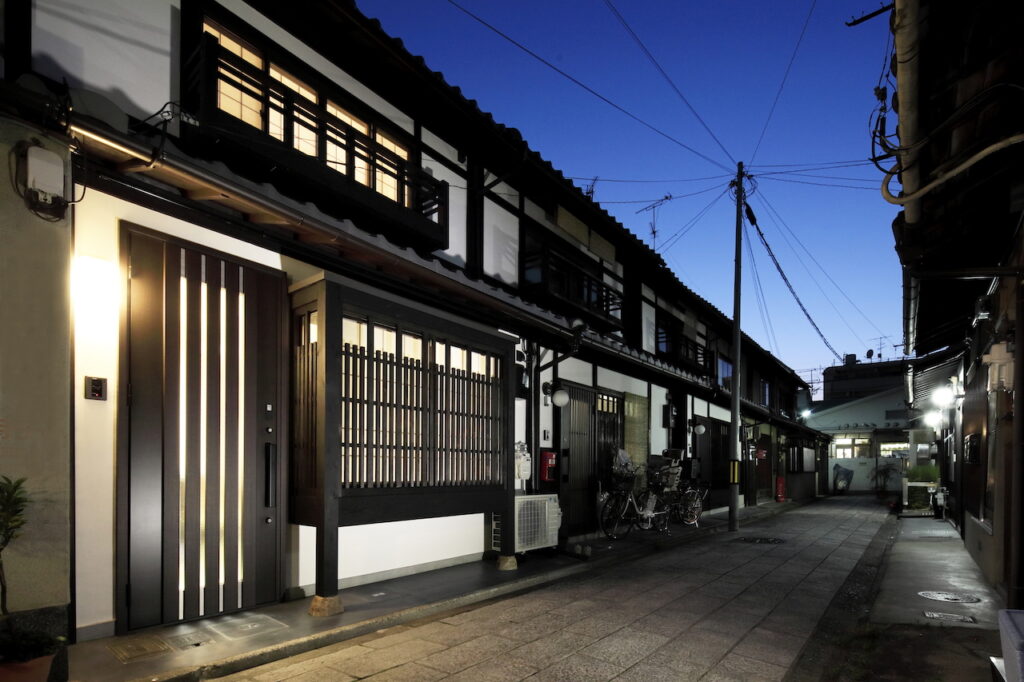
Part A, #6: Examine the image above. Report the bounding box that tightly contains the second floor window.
[718,356,733,391]
[202,21,411,207]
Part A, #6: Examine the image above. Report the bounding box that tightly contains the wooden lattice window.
[336,317,504,488]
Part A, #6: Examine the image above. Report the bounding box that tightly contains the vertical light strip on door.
[198,256,209,617]
[237,269,245,605]
[218,262,227,613]
[178,249,188,620]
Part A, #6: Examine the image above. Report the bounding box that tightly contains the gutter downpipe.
[1012,276,1024,608]
[892,0,921,353]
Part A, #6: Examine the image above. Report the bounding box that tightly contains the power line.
[747,207,843,361]
[769,171,877,182]
[744,221,780,355]
[748,159,874,168]
[601,0,736,165]
[659,185,732,254]
[444,0,733,172]
[596,182,729,204]
[754,162,876,176]
[759,176,878,191]
[566,174,733,184]
[750,0,818,164]
[752,194,870,350]
[756,192,888,338]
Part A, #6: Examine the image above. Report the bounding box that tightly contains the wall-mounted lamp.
[931,384,963,409]
[542,381,570,408]
[924,410,943,428]
[801,409,812,419]
[568,317,587,354]
[687,419,706,436]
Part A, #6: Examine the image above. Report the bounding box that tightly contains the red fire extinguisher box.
[539,449,558,482]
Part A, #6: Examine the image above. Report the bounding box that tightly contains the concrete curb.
[144,499,811,681]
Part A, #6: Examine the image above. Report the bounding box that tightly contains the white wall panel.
[482,198,518,285]
[423,153,468,266]
[33,0,179,120]
[650,384,668,454]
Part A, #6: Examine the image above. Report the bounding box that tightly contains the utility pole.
[729,161,744,532]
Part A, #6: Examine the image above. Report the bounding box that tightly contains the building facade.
[885,0,1024,603]
[0,0,824,643]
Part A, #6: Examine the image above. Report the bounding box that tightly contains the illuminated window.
[268,65,318,156]
[325,101,369,179]
[204,22,263,129]
[375,132,409,203]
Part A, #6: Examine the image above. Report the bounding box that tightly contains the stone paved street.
[218,497,889,681]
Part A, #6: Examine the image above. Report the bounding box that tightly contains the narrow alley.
[216,497,889,681]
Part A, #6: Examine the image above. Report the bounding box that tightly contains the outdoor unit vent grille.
[491,494,561,553]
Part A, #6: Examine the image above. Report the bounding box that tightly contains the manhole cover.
[924,611,977,623]
[164,631,216,650]
[733,537,785,544]
[107,636,172,663]
[918,591,981,603]
[208,614,288,640]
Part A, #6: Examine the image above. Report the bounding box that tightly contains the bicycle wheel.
[636,491,668,532]
[599,492,633,539]
[680,488,703,526]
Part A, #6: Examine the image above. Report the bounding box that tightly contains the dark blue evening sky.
[357,0,902,391]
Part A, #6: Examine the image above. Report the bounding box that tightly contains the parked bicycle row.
[599,448,709,540]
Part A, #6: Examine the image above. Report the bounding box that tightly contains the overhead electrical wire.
[752,194,871,350]
[658,185,732,254]
[595,182,730,204]
[600,0,736,166]
[566,173,733,184]
[444,0,733,172]
[759,176,877,191]
[747,210,843,362]
[749,0,818,165]
[744,221,781,356]
[756,192,888,338]
[748,159,874,168]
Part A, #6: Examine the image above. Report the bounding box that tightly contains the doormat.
[108,636,172,663]
[164,630,217,650]
[207,614,288,640]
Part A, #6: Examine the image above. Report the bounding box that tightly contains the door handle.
[264,443,277,508]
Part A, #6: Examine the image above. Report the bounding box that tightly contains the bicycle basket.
[610,468,637,491]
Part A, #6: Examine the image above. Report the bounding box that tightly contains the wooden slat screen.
[325,320,503,489]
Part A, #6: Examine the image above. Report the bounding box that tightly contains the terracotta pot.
[0,653,55,682]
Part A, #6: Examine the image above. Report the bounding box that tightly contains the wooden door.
[120,227,284,630]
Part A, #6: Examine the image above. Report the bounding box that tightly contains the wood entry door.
[559,385,622,535]
[120,227,284,631]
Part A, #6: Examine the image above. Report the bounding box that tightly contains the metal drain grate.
[918,591,981,603]
[164,631,216,650]
[733,537,786,544]
[107,636,172,663]
[208,614,288,640]
[924,611,977,623]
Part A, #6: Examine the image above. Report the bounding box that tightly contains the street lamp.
[924,411,943,428]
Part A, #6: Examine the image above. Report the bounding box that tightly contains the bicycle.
[599,461,672,539]
[668,479,709,527]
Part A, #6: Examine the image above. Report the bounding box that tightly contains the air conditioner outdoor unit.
[491,494,562,553]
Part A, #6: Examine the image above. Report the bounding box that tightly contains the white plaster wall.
[482,198,518,285]
[650,384,668,454]
[709,404,730,422]
[73,188,283,632]
[33,0,180,120]
[827,457,888,492]
[641,302,656,354]
[558,357,592,386]
[423,153,467,266]
[296,515,484,590]
[597,367,647,396]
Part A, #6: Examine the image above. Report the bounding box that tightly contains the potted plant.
[0,476,64,682]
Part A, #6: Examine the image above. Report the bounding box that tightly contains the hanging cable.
[744,221,781,355]
[658,185,732,253]
[444,0,732,172]
[760,176,877,191]
[601,0,736,165]
[752,195,871,350]
[749,0,818,164]
[745,205,843,361]
[756,192,887,338]
[566,173,733,184]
